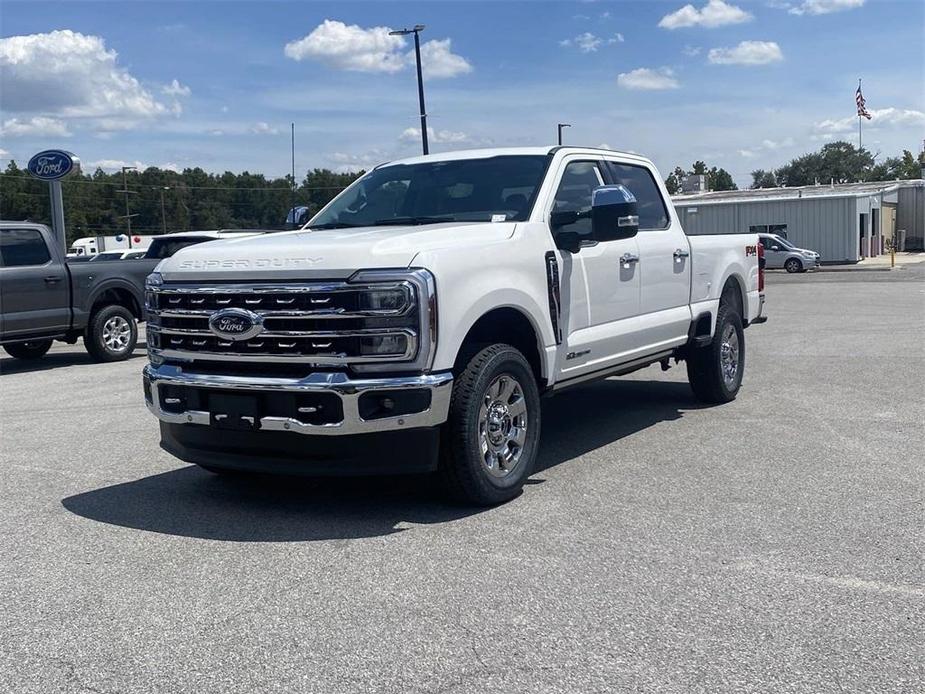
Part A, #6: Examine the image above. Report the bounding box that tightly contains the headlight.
[357,286,409,312]
[145,271,163,289]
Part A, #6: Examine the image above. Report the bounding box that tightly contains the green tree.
[750,169,777,189]
[869,150,922,181]
[774,141,875,187]
[665,162,737,193]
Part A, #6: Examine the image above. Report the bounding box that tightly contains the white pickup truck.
[143,146,766,505]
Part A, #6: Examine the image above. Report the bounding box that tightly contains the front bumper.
[143,363,453,436]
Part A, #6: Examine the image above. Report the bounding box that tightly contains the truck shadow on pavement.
[0,344,147,376]
[61,378,699,543]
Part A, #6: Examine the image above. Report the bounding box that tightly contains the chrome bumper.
[143,363,453,436]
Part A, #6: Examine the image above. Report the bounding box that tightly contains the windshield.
[307,155,550,229]
[771,235,796,250]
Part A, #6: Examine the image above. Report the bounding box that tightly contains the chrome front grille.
[146,272,434,368]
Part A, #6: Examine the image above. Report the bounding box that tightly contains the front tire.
[785,258,803,273]
[84,305,137,362]
[3,339,53,360]
[439,344,541,506]
[687,303,745,404]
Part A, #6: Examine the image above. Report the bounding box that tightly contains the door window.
[551,161,604,237]
[0,228,52,267]
[604,162,669,230]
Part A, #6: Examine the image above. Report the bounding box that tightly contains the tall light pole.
[118,165,138,244]
[557,123,571,146]
[390,25,428,155]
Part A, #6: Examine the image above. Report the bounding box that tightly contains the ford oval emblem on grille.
[208,308,264,341]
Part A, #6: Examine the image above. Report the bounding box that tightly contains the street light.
[390,24,428,155]
[557,123,571,146]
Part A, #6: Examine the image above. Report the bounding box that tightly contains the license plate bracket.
[209,392,260,431]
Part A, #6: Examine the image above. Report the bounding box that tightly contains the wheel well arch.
[88,285,142,320]
[454,307,546,387]
[720,273,746,318]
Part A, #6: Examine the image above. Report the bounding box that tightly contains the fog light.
[359,335,406,356]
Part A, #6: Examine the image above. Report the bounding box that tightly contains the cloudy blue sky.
[1,0,922,187]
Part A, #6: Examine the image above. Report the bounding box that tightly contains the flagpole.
[858,78,862,150]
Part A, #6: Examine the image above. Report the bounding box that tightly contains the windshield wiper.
[373,216,455,226]
[305,221,362,230]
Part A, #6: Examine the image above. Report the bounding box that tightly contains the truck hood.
[157,221,517,281]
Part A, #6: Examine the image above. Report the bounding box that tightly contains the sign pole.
[49,180,67,256]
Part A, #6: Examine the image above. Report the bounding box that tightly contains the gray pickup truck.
[0,221,154,361]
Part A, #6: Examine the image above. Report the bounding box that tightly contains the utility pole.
[558,123,571,146]
[118,165,138,246]
[160,187,169,234]
[390,25,428,155]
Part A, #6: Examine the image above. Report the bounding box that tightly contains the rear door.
[604,160,692,351]
[0,227,70,338]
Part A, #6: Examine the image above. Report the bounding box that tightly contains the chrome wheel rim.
[102,315,131,352]
[478,373,528,478]
[720,323,740,389]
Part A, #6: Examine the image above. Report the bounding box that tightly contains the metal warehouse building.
[672,179,925,264]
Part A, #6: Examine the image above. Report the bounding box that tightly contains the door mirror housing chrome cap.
[591,185,639,242]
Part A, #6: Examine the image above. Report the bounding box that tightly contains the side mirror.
[591,185,638,242]
[554,230,582,254]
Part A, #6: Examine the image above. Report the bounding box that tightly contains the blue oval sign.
[27,150,80,181]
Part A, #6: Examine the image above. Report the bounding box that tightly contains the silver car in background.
[759,234,821,273]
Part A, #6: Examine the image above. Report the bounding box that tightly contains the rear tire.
[785,258,803,273]
[84,305,137,362]
[687,303,745,404]
[439,344,541,506]
[3,339,53,360]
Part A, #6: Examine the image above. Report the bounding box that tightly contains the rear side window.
[604,162,670,230]
[0,228,52,267]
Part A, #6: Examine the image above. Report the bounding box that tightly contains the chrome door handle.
[620,253,639,265]
[673,248,690,259]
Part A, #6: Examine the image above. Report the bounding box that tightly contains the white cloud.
[284,20,406,72]
[87,159,146,171]
[400,126,471,144]
[0,116,71,137]
[0,30,170,122]
[415,38,472,79]
[683,45,702,56]
[0,148,10,158]
[162,79,191,97]
[250,122,280,135]
[789,0,864,15]
[617,67,680,90]
[658,0,752,29]
[738,137,795,157]
[284,20,471,79]
[561,32,625,52]
[708,41,784,65]
[814,107,925,134]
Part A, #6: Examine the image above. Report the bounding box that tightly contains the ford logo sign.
[208,308,264,341]
[27,150,80,181]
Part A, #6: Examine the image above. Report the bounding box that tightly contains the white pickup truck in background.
[143,146,766,505]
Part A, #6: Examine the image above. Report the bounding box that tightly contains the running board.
[550,350,675,393]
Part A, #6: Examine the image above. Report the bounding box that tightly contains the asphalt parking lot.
[1,266,922,693]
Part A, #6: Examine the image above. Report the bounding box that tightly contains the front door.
[0,227,69,338]
[761,235,785,268]
[548,159,643,380]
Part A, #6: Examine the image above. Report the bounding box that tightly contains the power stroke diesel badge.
[208,308,264,341]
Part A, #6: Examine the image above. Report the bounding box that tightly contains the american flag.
[856,83,872,120]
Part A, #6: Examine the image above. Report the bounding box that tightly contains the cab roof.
[380,145,651,168]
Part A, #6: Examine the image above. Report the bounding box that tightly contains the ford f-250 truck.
[0,221,153,362]
[143,146,766,505]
